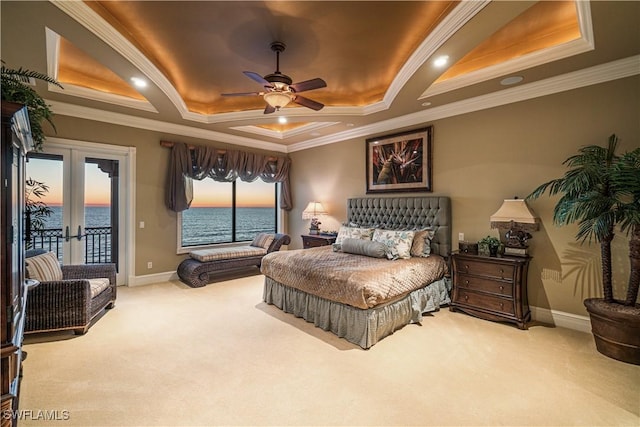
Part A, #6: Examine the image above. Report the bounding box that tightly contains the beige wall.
[289,76,640,316]
[45,75,638,317]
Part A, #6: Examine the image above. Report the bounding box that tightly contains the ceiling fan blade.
[243,71,272,87]
[290,78,327,93]
[263,104,276,114]
[293,95,324,111]
[221,91,262,97]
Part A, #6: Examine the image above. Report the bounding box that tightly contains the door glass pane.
[25,154,64,259]
[182,179,232,246]
[84,159,115,263]
[235,180,276,241]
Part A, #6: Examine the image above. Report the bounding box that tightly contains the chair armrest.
[27,279,92,306]
[267,233,291,253]
[62,263,117,285]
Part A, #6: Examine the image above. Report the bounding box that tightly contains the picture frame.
[365,126,433,194]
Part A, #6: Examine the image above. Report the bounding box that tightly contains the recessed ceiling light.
[130,77,147,88]
[421,101,432,107]
[346,123,354,127]
[310,132,321,137]
[433,55,449,68]
[278,116,287,124]
[500,76,524,86]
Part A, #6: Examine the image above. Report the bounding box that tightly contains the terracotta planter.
[584,298,640,365]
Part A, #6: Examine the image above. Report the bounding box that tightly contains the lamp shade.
[264,91,293,109]
[490,199,540,230]
[302,202,328,219]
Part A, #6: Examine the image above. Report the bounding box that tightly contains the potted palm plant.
[1,61,62,151]
[527,134,640,364]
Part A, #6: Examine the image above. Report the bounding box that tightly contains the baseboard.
[530,306,592,334]
[128,271,178,287]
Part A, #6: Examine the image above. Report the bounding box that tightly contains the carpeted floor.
[19,273,640,426]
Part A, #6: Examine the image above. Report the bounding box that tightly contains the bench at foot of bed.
[177,233,290,288]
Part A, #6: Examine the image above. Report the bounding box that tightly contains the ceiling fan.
[221,41,327,114]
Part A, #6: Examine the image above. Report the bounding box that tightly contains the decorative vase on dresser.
[450,252,531,329]
[1,102,34,427]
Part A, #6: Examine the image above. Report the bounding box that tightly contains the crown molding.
[288,55,640,152]
[48,100,288,153]
[47,55,639,155]
[231,122,340,140]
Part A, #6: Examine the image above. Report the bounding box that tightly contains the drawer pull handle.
[500,302,504,309]
[464,280,469,285]
[464,295,469,301]
[499,286,504,291]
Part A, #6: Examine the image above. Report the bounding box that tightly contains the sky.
[26,157,275,208]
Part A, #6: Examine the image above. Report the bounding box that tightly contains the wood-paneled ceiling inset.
[79,1,458,115]
[57,36,146,100]
[436,1,581,82]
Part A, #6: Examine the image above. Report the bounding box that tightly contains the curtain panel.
[166,142,292,212]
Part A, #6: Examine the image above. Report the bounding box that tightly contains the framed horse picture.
[365,126,433,193]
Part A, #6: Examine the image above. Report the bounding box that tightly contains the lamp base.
[504,246,528,257]
[308,227,320,235]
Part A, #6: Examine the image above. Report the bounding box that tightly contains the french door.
[25,139,132,285]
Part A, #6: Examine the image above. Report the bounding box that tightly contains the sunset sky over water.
[27,157,275,208]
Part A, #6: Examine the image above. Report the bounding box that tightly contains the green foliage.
[527,134,640,305]
[527,134,620,244]
[1,61,63,151]
[25,178,53,248]
[478,235,500,248]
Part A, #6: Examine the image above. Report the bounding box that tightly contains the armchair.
[25,250,117,335]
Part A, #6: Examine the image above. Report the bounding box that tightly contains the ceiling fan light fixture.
[264,91,293,110]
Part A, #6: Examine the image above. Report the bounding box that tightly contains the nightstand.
[450,252,531,329]
[301,234,336,249]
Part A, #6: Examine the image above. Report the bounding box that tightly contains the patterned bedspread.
[260,246,448,309]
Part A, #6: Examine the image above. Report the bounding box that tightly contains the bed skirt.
[263,276,451,349]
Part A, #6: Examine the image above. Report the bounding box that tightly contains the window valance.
[165,141,292,212]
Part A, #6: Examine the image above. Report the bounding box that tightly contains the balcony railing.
[28,226,112,264]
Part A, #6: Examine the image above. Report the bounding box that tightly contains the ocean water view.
[40,206,276,247]
[181,207,276,246]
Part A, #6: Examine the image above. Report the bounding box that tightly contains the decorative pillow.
[372,229,415,260]
[334,226,375,245]
[250,233,275,249]
[411,228,435,257]
[26,251,63,281]
[340,238,388,259]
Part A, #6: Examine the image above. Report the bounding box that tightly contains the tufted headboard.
[346,196,451,257]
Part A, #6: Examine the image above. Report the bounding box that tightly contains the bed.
[261,196,452,349]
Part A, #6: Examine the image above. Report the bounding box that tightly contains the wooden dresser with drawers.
[450,252,531,329]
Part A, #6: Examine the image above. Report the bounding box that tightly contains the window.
[178,178,278,251]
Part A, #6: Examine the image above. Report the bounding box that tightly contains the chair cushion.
[26,251,63,281]
[190,246,267,262]
[88,278,111,298]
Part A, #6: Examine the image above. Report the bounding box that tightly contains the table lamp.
[302,202,328,235]
[490,197,540,256]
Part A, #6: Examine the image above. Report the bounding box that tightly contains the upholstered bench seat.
[190,246,267,262]
[177,233,290,288]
